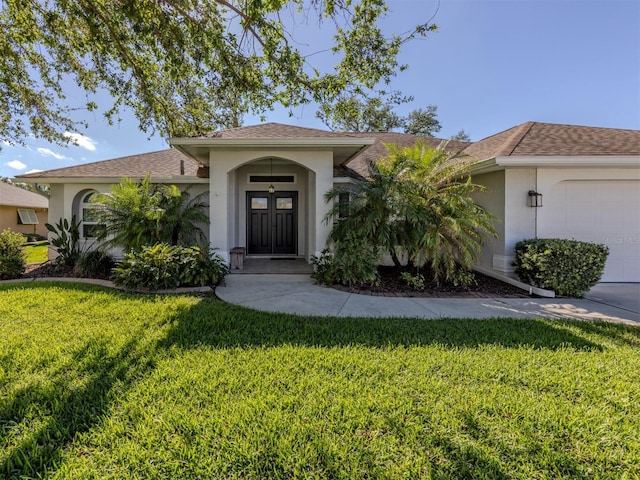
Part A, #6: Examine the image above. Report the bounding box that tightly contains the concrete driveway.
[216,275,640,325]
[585,283,640,314]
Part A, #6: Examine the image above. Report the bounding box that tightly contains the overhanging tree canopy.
[0,0,436,146]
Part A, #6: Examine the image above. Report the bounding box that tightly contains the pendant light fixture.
[268,157,275,194]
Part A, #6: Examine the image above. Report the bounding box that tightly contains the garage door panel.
[539,180,640,282]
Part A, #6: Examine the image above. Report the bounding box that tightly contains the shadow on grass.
[2,282,636,478]
[0,334,158,478]
[161,298,610,351]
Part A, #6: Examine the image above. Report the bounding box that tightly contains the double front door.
[247,192,297,255]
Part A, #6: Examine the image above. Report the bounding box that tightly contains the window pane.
[251,198,268,209]
[83,192,100,203]
[338,192,350,218]
[250,175,294,183]
[276,198,293,210]
[83,224,102,238]
[83,208,100,222]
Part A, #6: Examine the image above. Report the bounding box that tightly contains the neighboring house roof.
[0,181,49,208]
[462,122,640,160]
[18,149,199,181]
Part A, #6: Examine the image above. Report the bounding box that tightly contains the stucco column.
[208,154,233,262]
[312,155,334,258]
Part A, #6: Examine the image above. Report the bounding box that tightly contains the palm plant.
[156,184,209,247]
[325,140,497,284]
[96,176,209,252]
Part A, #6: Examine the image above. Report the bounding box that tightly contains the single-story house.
[0,181,49,237]
[18,122,640,282]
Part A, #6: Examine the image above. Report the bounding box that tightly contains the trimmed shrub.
[0,229,26,280]
[311,235,380,288]
[73,250,116,279]
[514,238,609,297]
[112,243,229,291]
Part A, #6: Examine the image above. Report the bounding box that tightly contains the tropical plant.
[0,228,26,279]
[73,250,116,279]
[325,140,497,284]
[311,233,381,288]
[112,243,228,291]
[96,176,209,252]
[45,215,81,267]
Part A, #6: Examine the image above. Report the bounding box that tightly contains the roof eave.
[16,176,209,184]
[468,155,640,174]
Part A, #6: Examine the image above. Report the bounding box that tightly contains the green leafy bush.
[73,250,116,279]
[112,243,229,291]
[400,271,425,290]
[311,235,380,288]
[514,238,609,297]
[45,215,81,267]
[0,229,26,279]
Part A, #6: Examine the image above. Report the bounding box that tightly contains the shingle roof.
[344,132,470,178]
[194,122,362,140]
[0,181,49,208]
[17,122,639,181]
[462,122,640,160]
[18,149,198,179]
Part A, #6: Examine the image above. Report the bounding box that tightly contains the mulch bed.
[22,263,530,298]
[332,266,530,298]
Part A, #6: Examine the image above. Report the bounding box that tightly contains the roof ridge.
[499,121,535,156]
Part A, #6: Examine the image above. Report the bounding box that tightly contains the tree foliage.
[96,176,209,252]
[324,140,497,283]
[317,94,442,136]
[1,0,435,146]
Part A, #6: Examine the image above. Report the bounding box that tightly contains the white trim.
[492,254,516,274]
[470,156,640,174]
[473,265,555,297]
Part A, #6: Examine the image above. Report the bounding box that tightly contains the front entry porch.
[230,257,314,274]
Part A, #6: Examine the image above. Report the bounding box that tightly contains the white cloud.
[37,147,67,160]
[64,132,97,151]
[25,169,43,174]
[7,160,27,170]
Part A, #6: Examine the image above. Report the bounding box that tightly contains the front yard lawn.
[22,242,48,264]
[1,282,638,479]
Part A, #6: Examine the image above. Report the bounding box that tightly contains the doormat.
[271,257,296,261]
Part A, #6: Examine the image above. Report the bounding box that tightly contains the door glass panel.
[276,197,293,210]
[251,197,268,209]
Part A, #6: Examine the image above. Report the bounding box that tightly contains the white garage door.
[539,180,640,282]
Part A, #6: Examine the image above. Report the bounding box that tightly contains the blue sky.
[2,0,638,178]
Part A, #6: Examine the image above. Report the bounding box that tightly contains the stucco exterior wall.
[502,168,537,273]
[473,168,536,276]
[471,170,506,272]
[0,206,48,237]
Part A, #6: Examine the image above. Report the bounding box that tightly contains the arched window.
[74,190,103,238]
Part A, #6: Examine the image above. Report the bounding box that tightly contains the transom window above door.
[248,174,296,184]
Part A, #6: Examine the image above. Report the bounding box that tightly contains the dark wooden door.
[247,192,297,255]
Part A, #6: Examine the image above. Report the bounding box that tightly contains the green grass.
[1,282,639,479]
[22,243,49,264]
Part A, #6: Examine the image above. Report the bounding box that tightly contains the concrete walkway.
[216,274,640,325]
[4,275,638,325]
